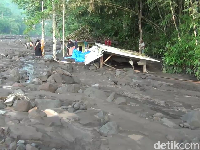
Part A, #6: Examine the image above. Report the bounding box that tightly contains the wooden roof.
[65,26,95,41]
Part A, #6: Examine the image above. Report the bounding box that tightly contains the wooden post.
[100,56,103,68]
[137,59,147,73]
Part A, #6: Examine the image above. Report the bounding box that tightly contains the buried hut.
[60,27,160,72]
[61,26,96,53]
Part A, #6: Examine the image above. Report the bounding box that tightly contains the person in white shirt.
[139,39,145,54]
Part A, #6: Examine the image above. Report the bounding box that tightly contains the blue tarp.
[64,49,90,62]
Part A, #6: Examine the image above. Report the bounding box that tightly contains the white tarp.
[96,43,160,62]
[84,43,160,65]
[85,46,103,65]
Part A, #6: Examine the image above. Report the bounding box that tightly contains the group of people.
[30,37,145,58]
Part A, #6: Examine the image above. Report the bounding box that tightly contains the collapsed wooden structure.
[85,43,160,72]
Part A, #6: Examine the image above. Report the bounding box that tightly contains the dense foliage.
[0,0,26,35]
[11,0,200,79]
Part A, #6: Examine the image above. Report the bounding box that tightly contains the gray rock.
[31,143,37,147]
[5,111,28,121]
[5,137,12,145]
[115,97,127,105]
[153,113,164,118]
[161,118,178,128]
[68,107,75,113]
[78,89,83,93]
[79,104,87,110]
[38,71,51,82]
[99,122,118,137]
[61,74,75,84]
[183,122,190,128]
[182,111,200,129]
[9,124,43,140]
[115,70,121,76]
[16,144,26,150]
[26,84,37,91]
[39,83,58,93]
[166,135,175,141]
[14,89,25,95]
[17,140,25,145]
[9,68,20,82]
[28,109,47,119]
[84,87,107,100]
[47,73,62,84]
[35,99,61,110]
[56,84,80,93]
[14,100,31,112]
[31,78,42,85]
[96,111,110,126]
[89,65,96,70]
[73,101,82,110]
[9,141,17,150]
[26,144,39,150]
[106,92,115,102]
[0,101,6,109]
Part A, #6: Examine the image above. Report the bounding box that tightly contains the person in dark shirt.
[74,39,78,50]
[34,39,42,57]
[67,39,75,56]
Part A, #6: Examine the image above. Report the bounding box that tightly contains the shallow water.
[20,58,34,83]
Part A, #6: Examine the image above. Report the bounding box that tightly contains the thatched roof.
[65,26,94,41]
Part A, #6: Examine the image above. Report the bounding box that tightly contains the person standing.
[139,39,145,54]
[84,39,89,51]
[74,39,79,50]
[107,38,111,46]
[67,39,75,56]
[34,39,42,57]
[105,38,108,45]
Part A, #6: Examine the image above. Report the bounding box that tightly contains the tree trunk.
[138,0,143,53]
[42,1,45,40]
[41,1,45,56]
[52,0,57,59]
[170,0,181,40]
[62,0,65,57]
[190,0,198,45]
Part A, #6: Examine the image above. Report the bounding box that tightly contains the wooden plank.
[104,63,116,70]
[103,54,114,63]
[100,56,103,68]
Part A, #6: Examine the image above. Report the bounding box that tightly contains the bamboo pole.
[41,1,45,56]
[52,0,57,60]
[63,0,65,57]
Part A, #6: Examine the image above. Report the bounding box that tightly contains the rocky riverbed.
[0,39,200,150]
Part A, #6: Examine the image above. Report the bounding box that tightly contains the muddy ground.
[0,38,200,150]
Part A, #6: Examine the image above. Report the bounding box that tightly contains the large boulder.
[8,124,43,140]
[84,87,107,100]
[114,97,127,105]
[47,73,63,84]
[56,84,80,93]
[9,68,20,82]
[39,83,58,93]
[35,99,61,110]
[28,108,47,119]
[182,111,200,129]
[38,71,51,82]
[14,100,31,112]
[61,74,75,84]
[99,122,118,137]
